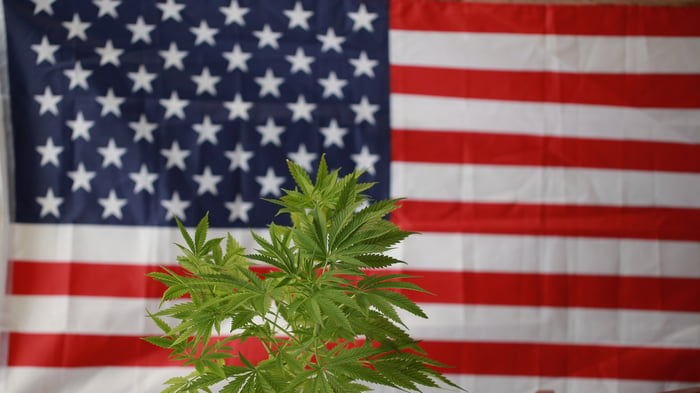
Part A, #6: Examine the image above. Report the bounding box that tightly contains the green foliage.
[144,157,463,392]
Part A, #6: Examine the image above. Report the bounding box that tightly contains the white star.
[159,91,189,119]
[255,68,284,98]
[320,119,347,148]
[256,167,286,197]
[129,164,159,194]
[98,190,127,219]
[96,88,125,117]
[62,13,90,40]
[190,21,218,46]
[286,47,314,74]
[161,191,191,221]
[67,163,96,192]
[287,95,316,122]
[318,71,347,99]
[193,115,221,144]
[288,144,318,172]
[128,65,157,93]
[160,141,190,170]
[64,61,92,90]
[224,142,254,171]
[31,36,59,65]
[36,137,63,166]
[93,0,120,18]
[129,114,157,143]
[31,0,56,15]
[36,188,63,218]
[159,42,188,70]
[225,194,253,223]
[219,0,249,26]
[349,51,378,78]
[34,87,62,116]
[126,16,155,44]
[193,166,222,195]
[348,3,378,32]
[284,1,313,30]
[191,67,221,95]
[317,28,345,53]
[156,0,185,21]
[256,118,285,146]
[253,24,282,49]
[95,39,123,66]
[351,96,379,124]
[224,93,253,121]
[66,111,94,141]
[222,44,251,72]
[351,145,380,175]
[97,138,127,168]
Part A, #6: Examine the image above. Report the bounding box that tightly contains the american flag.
[1,0,699,392]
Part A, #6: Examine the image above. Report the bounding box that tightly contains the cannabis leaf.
[144,156,463,392]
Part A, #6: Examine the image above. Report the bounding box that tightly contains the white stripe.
[372,375,700,393]
[7,296,166,336]
[9,296,700,350]
[3,367,185,393]
[391,94,700,144]
[11,224,700,278]
[390,30,700,74]
[391,233,700,278]
[9,223,264,264]
[392,162,700,208]
[3,368,698,393]
[409,304,700,349]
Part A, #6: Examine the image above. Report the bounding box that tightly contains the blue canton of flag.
[5,0,389,227]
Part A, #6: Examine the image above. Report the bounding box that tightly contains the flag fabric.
[388,1,700,392]
[1,0,700,392]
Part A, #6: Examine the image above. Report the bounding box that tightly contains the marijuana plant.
[144,158,461,392]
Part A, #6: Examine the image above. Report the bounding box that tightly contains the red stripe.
[11,261,700,312]
[401,271,700,312]
[9,333,700,381]
[9,262,169,298]
[390,0,700,36]
[8,262,271,298]
[392,129,700,173]
[393,201,700,241]
[391,66,700,109]
[421,341,700,381]
[7,333,266,367]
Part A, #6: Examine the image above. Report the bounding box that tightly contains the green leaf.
[146,271,182,286]
[314,154,329,186]
[141,336,173,349]
[310,207,329,257]
[146,309,173,333]
[221,374,252,393]
[316,297,352,333]
[372,290,428,319]
[161,286,190,302]
[194,212,210,254]
[357,273,433,295]
[143,159,463,393]
[174,216,195,253]
[200,237,223,258]
[238,352,255,369]
[286,159,314,196]
[354,254,405,269]
[372,279,431,294]
[362,293,404,327]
